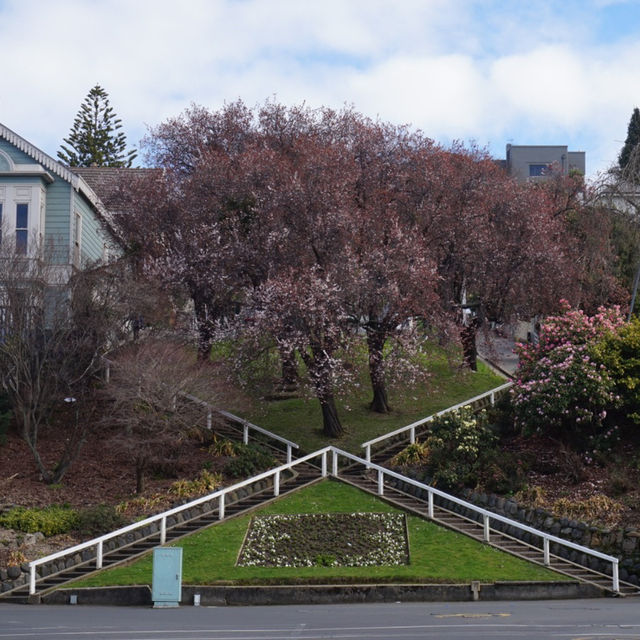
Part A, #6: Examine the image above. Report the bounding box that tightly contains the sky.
[1,0,640,177]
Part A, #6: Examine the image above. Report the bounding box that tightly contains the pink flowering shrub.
[512,301,626,447]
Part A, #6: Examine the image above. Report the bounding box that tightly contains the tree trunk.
[193,295,213,361]
[319,393,344,438]
[278,345,299,389]
[367,328,391,413]
[301,344,344,438]
[460,319,479,371]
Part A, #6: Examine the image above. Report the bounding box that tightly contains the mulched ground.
[0,422,220,567]
[503,435,640,529]
[2,422,640,570]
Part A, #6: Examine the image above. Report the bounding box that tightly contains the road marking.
[433,613,511,619]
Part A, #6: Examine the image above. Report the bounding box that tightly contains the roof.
[0,123,142,243]
[72,167,153,212]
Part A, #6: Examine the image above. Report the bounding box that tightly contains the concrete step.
[1,467,321,601]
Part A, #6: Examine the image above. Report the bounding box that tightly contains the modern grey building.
[506,144,585,181]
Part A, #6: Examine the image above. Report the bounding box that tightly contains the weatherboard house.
[0,123,124,274]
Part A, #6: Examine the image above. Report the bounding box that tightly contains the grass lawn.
[245,358,505,454]
[74,480,564,588]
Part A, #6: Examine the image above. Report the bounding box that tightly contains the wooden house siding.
[0,138,34,165]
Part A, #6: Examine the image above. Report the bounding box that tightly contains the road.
[1,598,640,639]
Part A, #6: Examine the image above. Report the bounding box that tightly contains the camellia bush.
[594,316,640,426]
[512,301,626,447]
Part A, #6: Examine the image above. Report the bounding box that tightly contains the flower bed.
[237,512,409,567]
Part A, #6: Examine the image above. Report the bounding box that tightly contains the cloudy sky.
[1,0,639,176]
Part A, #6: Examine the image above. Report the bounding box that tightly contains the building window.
[529,164,549,177]
[73,212,82,267]
[16,203,28,254]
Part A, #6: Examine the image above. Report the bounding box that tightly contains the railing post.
[490,391,495,405]
[29,565,36,595]
[206,409,212,430]
[377,470,384,495]
[96,540,103,569]
[543,538,550,566]
[365,444,371,468]
[483,514,490,542]
[410,426,415,444]
[613,560,620,593]
[219,494,225,520]
[321,451,328,477]
[428,491,434,519]
[332,450,339,477]
[243,423,249,445]
[286,444,292,464]
[160,516,167,545]
[274,470,280,497]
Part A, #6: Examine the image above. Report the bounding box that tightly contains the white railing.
[102,357,299,463]
[330,448,620,593]
[28,444,619,595]
[181,393,299,463]
[29,447,331,595]
[361,382,513,464]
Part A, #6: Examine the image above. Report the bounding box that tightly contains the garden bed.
[237,512,409,567]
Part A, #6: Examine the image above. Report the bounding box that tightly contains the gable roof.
[72,167,153,214]
[0,123,124,241]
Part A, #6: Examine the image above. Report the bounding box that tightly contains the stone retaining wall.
[1,474,281,595]
[387,472,640,586]
[41,580,603,606]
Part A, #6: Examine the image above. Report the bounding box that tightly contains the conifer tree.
[618,107,640,171]
[58,84,137,167]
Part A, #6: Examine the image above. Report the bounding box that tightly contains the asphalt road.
[1,598,640,640]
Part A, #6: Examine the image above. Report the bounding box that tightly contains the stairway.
[1,449,319,604]
[338,466,640,597]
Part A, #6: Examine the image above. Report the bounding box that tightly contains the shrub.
[550,495,624,528]
[75,505,126,537]
[390,441,430,468]
[480,449,527,494]
[594,316,640,426]
[224,444,276,478]
[115,494,166,518]
[512,302,625,448]
[169,469,223,498]
[421,406,495,490]
[0,505,79,536]
[7,549,26,567]
[209,436,239,457]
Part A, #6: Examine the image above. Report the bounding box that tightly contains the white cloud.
[0,0,639,174]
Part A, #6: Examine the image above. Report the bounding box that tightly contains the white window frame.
[15,201,29,255]
[73,211,82,267]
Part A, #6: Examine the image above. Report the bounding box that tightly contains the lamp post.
[64,396,78,428]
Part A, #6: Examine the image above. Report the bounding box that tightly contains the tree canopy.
[58,84,137,167]
[619,107,640,172]
[118,100,619,437]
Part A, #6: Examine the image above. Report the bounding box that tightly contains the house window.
[73,212,82,267]
[529,164,549,177]
[16,203,28,255]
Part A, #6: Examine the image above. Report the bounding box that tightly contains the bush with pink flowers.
[512,301,626,448]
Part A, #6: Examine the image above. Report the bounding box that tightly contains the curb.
[40,581,605,607]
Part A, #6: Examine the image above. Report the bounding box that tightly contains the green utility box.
[152,547,183,608]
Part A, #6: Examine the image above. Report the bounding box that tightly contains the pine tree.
[58,84,137,167]
[618,107,640,171]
